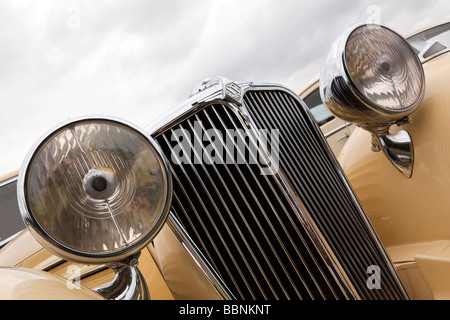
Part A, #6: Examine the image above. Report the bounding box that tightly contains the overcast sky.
[0,0,449,176]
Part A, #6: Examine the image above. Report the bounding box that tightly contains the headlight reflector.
[18,117,172,264]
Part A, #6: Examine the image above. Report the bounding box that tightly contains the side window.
[303,88,334,126]
[0,178,25,246]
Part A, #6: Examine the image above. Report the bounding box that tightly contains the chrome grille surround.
[147,77,408,300]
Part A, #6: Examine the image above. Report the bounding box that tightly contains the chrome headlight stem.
[94,252,149,300]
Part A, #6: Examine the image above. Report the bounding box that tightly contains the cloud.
[0,0,449,176]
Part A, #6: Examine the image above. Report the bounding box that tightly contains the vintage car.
[0,19,449,301]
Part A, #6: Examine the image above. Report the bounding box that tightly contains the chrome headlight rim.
[342,23,425,117]
[320,22,425,131]
[17,115,172,264]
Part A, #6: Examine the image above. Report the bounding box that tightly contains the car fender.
[338,52,450,249]
[0,267,102,300]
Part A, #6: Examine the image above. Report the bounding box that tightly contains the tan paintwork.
[0,267,102,300]
[0,170,18,183]
[0,229,174,300]
[339,51,450,299]
[320,118,355,156]
[149,223,225,300]
[299,74,320,100]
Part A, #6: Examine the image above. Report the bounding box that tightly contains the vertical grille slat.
[215,106,343,299]
[208,107,328,299]
[157,103,346,300]
[161,131,253,299]
[153,83,406,300]
[184,116,277,299]
[245,91,380,297]
[242,89,405,300]
[198,111,303,299]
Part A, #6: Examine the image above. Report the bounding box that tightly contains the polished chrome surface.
[242,86,407,299]
[146,77,408,299]
[0,175,18,188]
[336,132,350,143]
[94,253,149,300]
[152,214,235,300]
[377,130,414,178]
[17,115,173,264]
[0,232,21,249]
[407,21,450,63]
[320,23,425,134]
[418,40,449,63]
[324,122,352,138]
[320,23,424,178]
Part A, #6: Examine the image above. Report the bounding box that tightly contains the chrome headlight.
[320,23,425,134]
[320,23,425,178]
[17,117,172,264]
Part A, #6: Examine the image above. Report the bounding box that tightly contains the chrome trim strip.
[76,265,109,280]
[239,84,358,299]
[324,123,352,138]
[166,214,235,300]
[406,21,450,41]
[406,22,450,63]
[419,47,450,63]
[41,258,66,272]
[0,231,22,249]
[335,132,350,143]
[304,98,410,299]
[0,175,17,188]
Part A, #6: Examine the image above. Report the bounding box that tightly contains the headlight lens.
[345,25,424,112]
[18,117,172,264]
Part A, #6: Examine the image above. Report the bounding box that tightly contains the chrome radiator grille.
[154,84,407,300]
[242,88,406,299]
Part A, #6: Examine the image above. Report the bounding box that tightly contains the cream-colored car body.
[0,185,224,300]
[0,227,176,300]
[339,50,450,299]
[0,267,102,300]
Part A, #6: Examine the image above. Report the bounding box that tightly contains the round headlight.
[320,23,425,133]
[17,117,172,264]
